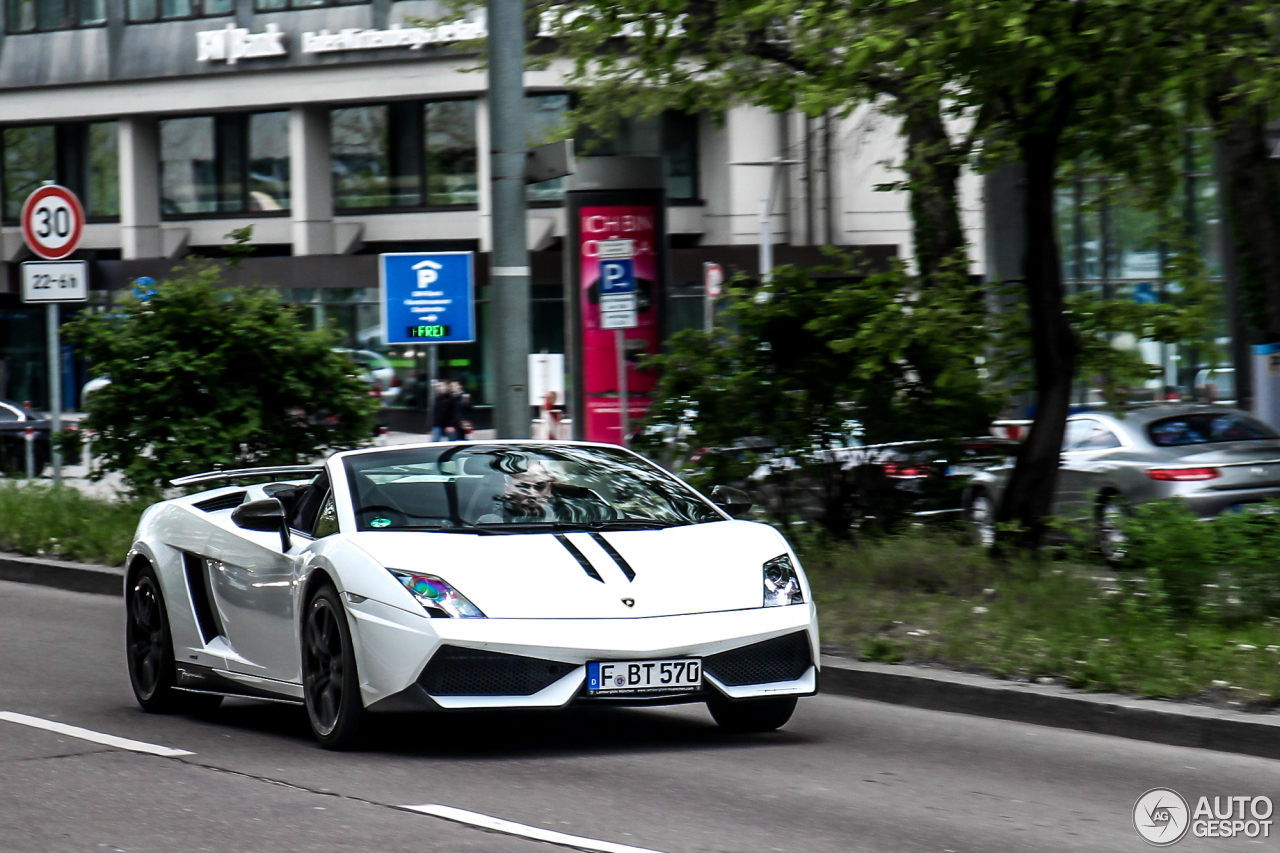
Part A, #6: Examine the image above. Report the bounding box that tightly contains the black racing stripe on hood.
[554,534,604,582]
[589,532,636,582]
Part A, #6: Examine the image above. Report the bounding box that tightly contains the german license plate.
[587,659,702,693]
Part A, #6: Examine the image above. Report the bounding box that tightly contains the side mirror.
[231,498,292,551]
[710,485,753,518]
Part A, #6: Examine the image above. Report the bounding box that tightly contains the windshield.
[343,444,723,532]
[1147,413,1278,448]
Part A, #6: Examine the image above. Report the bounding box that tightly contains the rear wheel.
[126,562,222,714]
[708,695,798,733]
[301,584,367,750]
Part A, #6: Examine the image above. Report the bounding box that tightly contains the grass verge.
[806,530,1280,708]
[0,480,142,566]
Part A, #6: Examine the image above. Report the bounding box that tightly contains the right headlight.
[763,554,804,607]
[389,570,486,618]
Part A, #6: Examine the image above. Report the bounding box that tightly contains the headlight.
[763,554,804,607]
[389,570,485,618]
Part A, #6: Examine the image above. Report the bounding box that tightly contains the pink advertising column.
[564,157,667,445]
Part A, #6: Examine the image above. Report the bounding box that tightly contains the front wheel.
[301,584,367,750]
[708,695,798,733]
[126,562,222,715]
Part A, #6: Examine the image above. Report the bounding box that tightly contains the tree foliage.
[63,263,377,495]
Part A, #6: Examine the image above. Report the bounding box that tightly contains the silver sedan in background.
[967,404,1280,555]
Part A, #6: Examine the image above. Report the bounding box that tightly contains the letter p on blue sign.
[600,259,635,294]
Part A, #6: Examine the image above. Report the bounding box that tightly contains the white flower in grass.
[971,606,988,614]
[1238,644,1257,651]
[1212,680,1229,687]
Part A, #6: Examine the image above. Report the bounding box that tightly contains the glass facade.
[255,0,366,9]
[161,112,290,215]
[7,0,105,32]
[1056,131,1227,402]
[2,121,118,221]
[332,100,478,210]
[127,0,233,21]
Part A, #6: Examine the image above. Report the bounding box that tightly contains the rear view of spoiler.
[170,465,325,488]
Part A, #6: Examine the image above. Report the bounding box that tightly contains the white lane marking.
[399,804,666,853]
[0,712,193,757]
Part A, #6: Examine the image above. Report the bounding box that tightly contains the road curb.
[821,655,1280,760]
[0,552,123,596]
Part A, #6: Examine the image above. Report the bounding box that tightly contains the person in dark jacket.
[431,380,456,442]
[450,379,472,440]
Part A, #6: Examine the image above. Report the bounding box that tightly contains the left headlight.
[389,570,486,618]
[763,554,804,607]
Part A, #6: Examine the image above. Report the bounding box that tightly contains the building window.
[7,0,105,32]
[332,100,477,211]
[526,95,700,202]
[161,113,290,216]
[2,122,118,221]
[254,0,367,10]
[1055,131,1225,402]
[126,0,232,21]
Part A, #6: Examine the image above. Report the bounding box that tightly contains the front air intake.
[420,646,577,696]
[703,631,812,686]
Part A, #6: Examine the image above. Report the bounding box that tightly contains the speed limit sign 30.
[21,184,84,260]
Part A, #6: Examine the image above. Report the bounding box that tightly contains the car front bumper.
[347,599,819,712]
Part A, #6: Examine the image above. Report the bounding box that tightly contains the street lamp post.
[729,158,802,286]
[488,0,531,438]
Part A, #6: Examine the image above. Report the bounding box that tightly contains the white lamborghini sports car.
[124,441,819,748]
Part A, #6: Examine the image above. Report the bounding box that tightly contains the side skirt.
[175,663,303,705]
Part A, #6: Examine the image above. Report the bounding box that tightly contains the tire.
[967,489,996,549]
[707,695,798,733]
[126,562,223,715]
[301,584,367,750]
[1096,495,1128,564]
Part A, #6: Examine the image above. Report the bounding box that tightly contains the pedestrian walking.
[431,380,456,442]
[451,380,472,440]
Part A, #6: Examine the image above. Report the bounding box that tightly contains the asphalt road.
[3,578,1279,853]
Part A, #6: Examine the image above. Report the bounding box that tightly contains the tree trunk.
[1206,88,1280,342]
[995,128,1079,547]
[901,99,967,284]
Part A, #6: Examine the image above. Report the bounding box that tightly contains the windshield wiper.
[472,520,683,533]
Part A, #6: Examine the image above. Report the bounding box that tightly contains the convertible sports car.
[125,441,819,748]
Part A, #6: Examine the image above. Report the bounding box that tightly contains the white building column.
[290,105,334,256]
[118,116,162,259]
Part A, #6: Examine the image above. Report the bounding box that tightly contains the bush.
[1121,501,1217,617]
[0,482,141,565]
[62,260,378,496]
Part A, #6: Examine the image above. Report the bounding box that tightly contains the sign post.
[703,262,724,333]
[20,183,87,487]
[598,238,638,445]
[379,252,476,433]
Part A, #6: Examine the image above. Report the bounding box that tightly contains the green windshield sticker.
[370,517,392,529]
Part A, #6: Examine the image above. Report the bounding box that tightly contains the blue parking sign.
[599,258,635,294]
[380,252,475,345]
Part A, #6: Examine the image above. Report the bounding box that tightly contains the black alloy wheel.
[126,562,221,714]
[301,585,367,749]
[707,695,798,733]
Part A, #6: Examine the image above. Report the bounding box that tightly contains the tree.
[541,0,976,290]
[63,262,378,495]
[639,259,1002,534]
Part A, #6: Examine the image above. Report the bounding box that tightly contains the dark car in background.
[0,400,51,476]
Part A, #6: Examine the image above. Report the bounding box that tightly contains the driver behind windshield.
[475,454,616,524]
